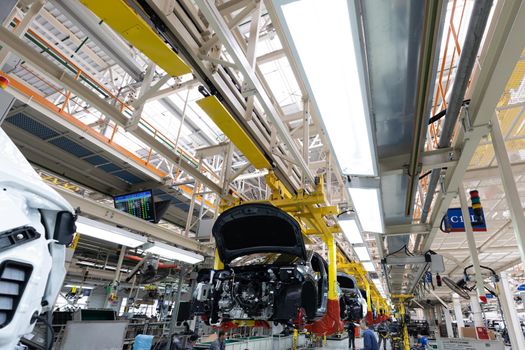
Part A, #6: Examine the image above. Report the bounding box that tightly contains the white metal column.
[453,293,465,329]
[491,113,525,267]
[469,294,484,327]
[497,271,525,350]
[443,306,454,338]
[434,305,443,337]
[458,184,485,297]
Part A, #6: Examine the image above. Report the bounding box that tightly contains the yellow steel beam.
[80,0,191,77]
[391,294,414,300]
[196,96,271,169]
[266,170,293,199]
[399,302,410,350]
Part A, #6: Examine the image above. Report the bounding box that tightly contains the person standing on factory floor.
[361,321,379,350]
[209,330,226,350]
[377,320,389,350]
[348,321,357,349]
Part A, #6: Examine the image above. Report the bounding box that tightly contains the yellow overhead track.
[80,0,191,77]
[197,96,271,169]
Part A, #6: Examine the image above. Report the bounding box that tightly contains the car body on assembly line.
[337,273,368,322]
[192,203,329,327]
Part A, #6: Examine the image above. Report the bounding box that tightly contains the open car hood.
[213,203,307,264]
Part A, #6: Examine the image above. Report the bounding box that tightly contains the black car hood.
[212,203,307,264]
[337,273,359,290]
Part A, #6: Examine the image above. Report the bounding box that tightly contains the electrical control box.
[430,254,445,273]
[197,218,215,241]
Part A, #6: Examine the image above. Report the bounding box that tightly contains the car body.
[192,203,329,325]
[337,273,368,322]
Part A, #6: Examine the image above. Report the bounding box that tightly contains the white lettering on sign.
[439,338,504,350]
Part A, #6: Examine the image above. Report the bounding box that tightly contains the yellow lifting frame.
[391,294,413,350]
[196,96,271,169]
[336,257,389,315]
[216,174,339,301]
[80,0,191,77]
[215,173,391,311]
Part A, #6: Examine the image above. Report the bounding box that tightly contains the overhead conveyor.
[196,95,271,170]
[97,0,315,193]
[79,0,191,77]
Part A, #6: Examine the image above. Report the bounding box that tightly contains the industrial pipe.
[416,0,494,248]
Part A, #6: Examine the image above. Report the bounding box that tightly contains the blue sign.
[485,293,494,299]
[517,284,525,291]
[445,207,487,232]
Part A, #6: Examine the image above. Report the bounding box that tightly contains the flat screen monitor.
[114,190,155,222]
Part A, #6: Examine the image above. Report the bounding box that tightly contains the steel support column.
[491,113,525,267]
[469,294,484,327]
[443,306,453,338]
[169,267,185,338]
[497,271,525,349]
[458,183,485,297]
[105,245,126,308]
[452,293,464,329]
[420,0,525,258]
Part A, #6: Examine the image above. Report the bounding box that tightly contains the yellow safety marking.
[197,96,271,169]
[80,0,191,77]
[70,232,80,250]
[213,248,224,270]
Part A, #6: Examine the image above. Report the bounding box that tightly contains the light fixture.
[347,187,384,233]
[277,0,377,176]
[145,242,204,264]
[362,261,375,272]
[64,284,94,290]
[76,217,147,248]
[338,217,363,244]
[354,246,371,261]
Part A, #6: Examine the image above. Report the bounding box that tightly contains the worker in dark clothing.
[377,320,389,350]
[347,321,357,349]
[209,330,226,350]
[362,322,379,350]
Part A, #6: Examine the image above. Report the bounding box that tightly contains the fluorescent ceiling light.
[279,0,377,176]
[145,242,204,264]
[64,284,94,290]
[362,261,375,272]
[339,218,363,244]
[347,187,384,233]
[354,246,371,261]
[76,217,147,248]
